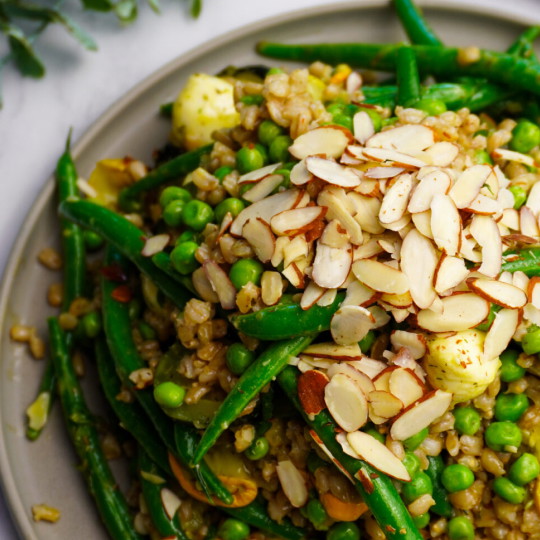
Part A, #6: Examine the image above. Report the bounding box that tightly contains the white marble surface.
[0,0,538,537]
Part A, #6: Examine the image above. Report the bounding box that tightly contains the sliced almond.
[380,291,413,309]
[304,343,362,361]
[324,373,369,432]
[282,261,305,289]
[327,363,375,395]
[353,111,375,144]
[318,187,364,245]
[203,261,236,310]
[348,192,385,235]
[430,194,461,256]
[306,157,362,188]
[372,366,399,392]
[216,212,234,241]
[362,147,426,169]
[283,235,309,268]
[390,331,427,360]
[318,288,338,307]
[242,174,284,203]
[353,240,384,260]
[368,305,391,329]
[520,206,540,238]
[464,194,501,215]
[389,368,425,407]
[368,390,404,420]
[411,210,433,239]
[355,179,381,197]
[160,488,181,520]
[298,369,329,416]
[470,215,502,278]
[238,162,282,183]
[343,280,378,308]
[459,227,482,263]
[391,347,426,382]
[191,267,219,303]
[349,358,387,379]
[141,234,170,257]
[319,219,350,248]
[242,218,275,263]
[390,390,453,441]
[289,126,352,160]
[276,460,308,508]
[529,277,540,308]
[364,166,405,179]
[336,431,362,459]
[468,278,527,309]
[408,169,451,213]
[400,229,438,309]
[290,159,313,186]
[449,165,491,209]
[492,148,535,168]
[514,271,530,293]
[526,181,540,217]
[434,254,469,294]
[366,124,434,155]
[352,259,409,295]
[346,71,362,94]
[270,206,327,236]
[346,431,411,481]
[481,168,500,199]
[261,271,283,306]
[416,293,490,332]
[483,308,519,361]
[379,173,414,225]
[300,281,326,310]
[421,141,459,167]
[331,305,375,345]
[312,243,352,289]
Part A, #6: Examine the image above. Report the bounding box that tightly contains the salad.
[13,0,540,538]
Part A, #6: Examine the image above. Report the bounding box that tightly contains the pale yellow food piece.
[87,158,132,207]
[32,504,61,523]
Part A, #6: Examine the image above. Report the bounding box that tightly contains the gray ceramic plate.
[1,1,540,538]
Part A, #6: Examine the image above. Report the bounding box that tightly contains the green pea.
[493,477,526,504]
[413,512,430,529]
[401,472,433,504]
[269,135,292,163]
[499,349,526,382]
[175,230,198,245]
[245,437,270,460]
[344,103,360,116]
[128,298,142,321]
[226,343,255,375]
[181,200,214,231]
[441,464,475,493]
[474,149,493,165]
[453,407,482,436]
[332,113,353,131]
[170,241,199,275]
[236,144,266,174]
[240,94,264,106]
[274,168,291,188]
[218,518,250,540]
[484,421,522,452]
[138,321,156,341]
[153,381,186,408]
[447,516,474,540]
[510,119,540,153]
[361,108,383,132]
[381,116,398,128]
[83,230,104,251]
[364,428,385,444]
[326,522,360,540]
[414,98,447,116]
[214,166,234,182]
[305,499,328,528]
[81,311,101,339]
[254,143,269,166]
[402,452,422,477]
[326,102,346,115]
[258,120,284,146]
[307,452,327,474]
[494,393,529,422]
[229,258,264,289]
[359,331,376,354]
[522,326,540,355]
[162,200,186,227]
[267,67,284,75]
[215,198,245,224]
[159,186,192,209]
[403,427,429,451]
[508,453,540,486]
[508,185,528,209]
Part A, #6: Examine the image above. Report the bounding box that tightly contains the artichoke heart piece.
[424,329,500,404]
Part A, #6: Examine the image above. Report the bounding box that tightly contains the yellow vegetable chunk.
[87,158,132,208]
[424,329,500,403]
[172,73,240,150]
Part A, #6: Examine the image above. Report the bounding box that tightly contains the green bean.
[119,144,213,210]
[396,46,421,107]
[507,26,540,61]
[192,336,314,464]
[277,366,422,540]
[48,317,143,540]
[502,248,540,276]
[393,0,442,46]
[59,199,191,309]
[424,456,453,517]
[256,42,540,97]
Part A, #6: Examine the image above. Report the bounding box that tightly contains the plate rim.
[1,0,539,537]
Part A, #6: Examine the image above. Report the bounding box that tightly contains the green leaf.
[146,0,160,14]
[81,0,114,12]
[2,23,45,78]
[114,0,138,22]
[190,0,202,18]
[52,10,98,51]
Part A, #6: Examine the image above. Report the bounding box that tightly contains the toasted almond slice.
[203,261,236,310]
[216,212,234,241]
[141,234,170,257]
[161,488,181,520]
[283,235,309,268]
[379,173,414,225]
[392,348,426,382]
[529,277,540,309]
[364,166,405,179]
[261,271,283,306]
[465,194,501,215]
[231,189,301,236]
[191,267,220,303]
[481,168,500,199]
[368,305,391,329]
[368,390,404,419]
[290,160,313,186]
[430,194,461,256]
[353,240,384,260]
[298,370,330,416]
[282,262,304,289]
[470,215,502,278]
[400,229,438,309]
[390,331,427,360]
[310,431,356,483]
[289,126,352,160]
[513,271,529,293]
[520,206,540,237]
[312,243,352,289]
[343,280,378,307]
[324,373,369,432]
[315,289,337,308]
[499,271,513,285]
[389,368,425,407]
[347,431,411,481]
[421,142,459,167]
[300,281,326,310]
[468,278,527,308]
[328,364,376,397]
[416,293,490,332]
[524,303,540,326]
[331,305,375,345]
[459,228,482,263]
[366,124,434,154]
[242,218,275,263]
[355,179,381,197]
[276,460,308,508]
[336,431,362,459]
[348,192,385,234]
[526,182,540,217]
[383,214,412,232]
[411,210,433,239]
[433,254,469,294]
[270,236,290,267]
[349,358,387,379]
[270,206,327,236]
[238,162,282,183]
[380,291,413,309]
[449,165,492,209]
[340,153,363,166]
[500,208,520,230]
[320,219,350,248]
[408,170,452,214]
[347,71,363,94]
[483,308,519,361]
[353,259,409,295]
[353,111,375,144]
[372,366,399,392]
[362,147,426,169]
[492,148,535,167]
[242,174,284,203]
[304,342,362,360]
[306,157,362,188]
[318,188,364,245]
[390,390,453,441]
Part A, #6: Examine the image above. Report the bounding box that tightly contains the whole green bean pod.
[59,199,191,309]
[424,456,453,517]
[507,26,540,60]
[119,144,213,210]
[101,246,233,505]
[256,42,540,97]
[48,317,143,540]
[396,45,421,107]
[393,0,442,46]
[277,366,421,540]
[192,335,314,464]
